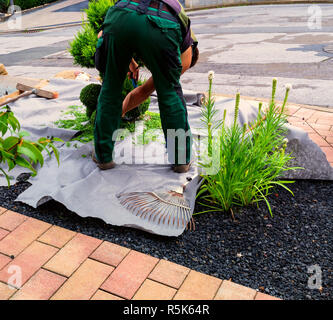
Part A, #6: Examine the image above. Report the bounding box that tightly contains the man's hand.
[128,58,139,82]
[98,30,103,39]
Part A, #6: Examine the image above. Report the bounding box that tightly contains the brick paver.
[43,233,102,277]
[0,241,58,288]
[51,259,113,300]
[89,241,130,267]
[100,250,159,300]
[287,106,333,167]
[0,208,281,301]
[133,279,177,300]
[0,282,16,300]
[321,147,333,163]
[0,210,28,231]
[255,292,281,300]
[0,218,51,257]
[10,269,66,300]
[173,270,222,300]
[91,290,124,300]
[0,253,11,270]
[214,280,257,300]
[38,225,76,248]
[0,228,9,241]
[148,260,190,289]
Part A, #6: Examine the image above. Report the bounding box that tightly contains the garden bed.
[0,178,332,300]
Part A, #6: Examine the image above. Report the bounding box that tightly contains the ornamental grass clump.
[197,75,298,218]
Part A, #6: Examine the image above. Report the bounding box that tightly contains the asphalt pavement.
[0,1,333,107]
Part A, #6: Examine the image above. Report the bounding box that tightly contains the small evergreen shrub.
[0,0,9,13]
[79,78,150,121]
[86,0,116,33]
[69,22,97,69]
[13,0,58,11]
[79,83,101,118]
[70,0,149,119]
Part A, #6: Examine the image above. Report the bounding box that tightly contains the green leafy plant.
[55,106,161,145]
[69,22,97,69]
[121,78,150,120]
[71,0,149,119]
[13,0,58,11]
[86,0,116,33]
[197,76,300,218]
[0,0,9,13]
[0,105,62,186]
[79,83,101,118]
[79,78,150,121]
[69,0,115,69]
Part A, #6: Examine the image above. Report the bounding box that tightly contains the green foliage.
[122,78,150,120]
[136,112,162,145]
[13,0,57,11]
[197,77,300,218]
[0,0,9,13]
[54,106,161,145]
[79,83,101,118]
[69,22,97,69]
[0,105,62,186]
[69,0,116,68]
[85,0,116,33]
[79,78,150,121]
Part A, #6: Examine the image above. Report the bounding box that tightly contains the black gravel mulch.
[0,179,332,300]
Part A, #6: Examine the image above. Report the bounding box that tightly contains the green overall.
[94,0,192,165]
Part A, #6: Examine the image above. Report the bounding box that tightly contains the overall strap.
[157,1,164,17]
[116,0,131,8]
[137,0,152,14]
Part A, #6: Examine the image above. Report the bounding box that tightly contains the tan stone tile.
[38,225,76,248]
[0,218,51,257]
[90,241,130,267]
[10,269,66,300]
[51,259,113,300]
[133,279,176,300]
[214,280,256,300]
[148,259,190,289]
[100,250,159,300]
[0,241,58,288]
[91,290,124,300]
[173,270,222,300]
[43,233,102,277]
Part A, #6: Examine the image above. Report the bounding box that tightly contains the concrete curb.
[0,13,12,23]
[12,0,65,16]
[214,93,333,113]
[0,21,84,35]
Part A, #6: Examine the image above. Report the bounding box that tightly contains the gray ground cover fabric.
[0,78,331,236]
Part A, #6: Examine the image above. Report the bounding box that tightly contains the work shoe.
[92,152,116,170]
[172,163,191,173]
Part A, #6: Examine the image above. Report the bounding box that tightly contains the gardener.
[93,0,198,173]
[122,44,199,117]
